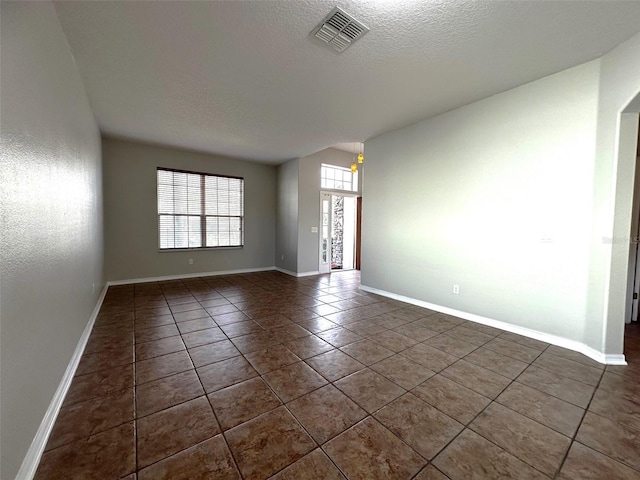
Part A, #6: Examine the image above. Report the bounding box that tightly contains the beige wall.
[362,60,601,349]
[103,138,276,281]
[0,2,104,478]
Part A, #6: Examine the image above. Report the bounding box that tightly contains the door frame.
[626,117,640,323]
[319,190,360,273]
[356,196,362,270]
[319,192,332,274]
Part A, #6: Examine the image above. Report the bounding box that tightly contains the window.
[157,168,244,249]
[321,164,358,192]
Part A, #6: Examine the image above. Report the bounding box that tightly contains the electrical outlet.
[453,284,460,295]
[281,255,284,261]
[189,258,193,265]
[92,283,95,295]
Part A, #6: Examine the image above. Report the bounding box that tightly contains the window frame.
[320,163,358,192]
[157,167,245,251]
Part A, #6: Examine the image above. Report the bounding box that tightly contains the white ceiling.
[53,0,640,165]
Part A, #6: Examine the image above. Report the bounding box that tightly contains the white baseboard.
[275,267,297,277]
[361,284,626,366]
[275,268,320,278]
[596,353,628,365]
[107,266,277,286]
[298,271,320,277]
[15,283,109,480]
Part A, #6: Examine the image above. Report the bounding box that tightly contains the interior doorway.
[319,192,359,273]
[627,115,640,324]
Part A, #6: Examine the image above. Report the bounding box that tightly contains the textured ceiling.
[53,0,640,164]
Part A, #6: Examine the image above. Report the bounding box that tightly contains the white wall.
[362,60,601,348]
[276,159,299,272]
[103,138,276,281]
[0,2,104,478]
[594,32,640,354]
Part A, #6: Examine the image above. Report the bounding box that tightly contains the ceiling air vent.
[312,7,369,53]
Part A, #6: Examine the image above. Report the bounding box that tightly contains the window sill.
[158,246,244,252]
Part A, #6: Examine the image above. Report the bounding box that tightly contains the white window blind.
[157,168,244,249]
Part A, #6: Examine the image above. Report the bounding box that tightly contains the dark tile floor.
[34,270,640,479]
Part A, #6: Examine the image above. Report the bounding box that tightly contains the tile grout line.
[134,286,171,475]
[426,341,554,479]
[169,279,245,479]
[182,275,366,478]
[165,298,493,476]
[253,317,426,476]
[132,322,139,478]
[43,271,632,479]
[551,363,606,479]
[552,364,640,477]
[131,282,230,477]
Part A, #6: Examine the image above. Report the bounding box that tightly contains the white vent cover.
[312,7,369,53]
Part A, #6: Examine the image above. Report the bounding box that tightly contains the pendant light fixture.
[357,142,364,163]
[351,142,358,173]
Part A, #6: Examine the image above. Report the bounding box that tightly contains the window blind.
[157,168,244,249]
